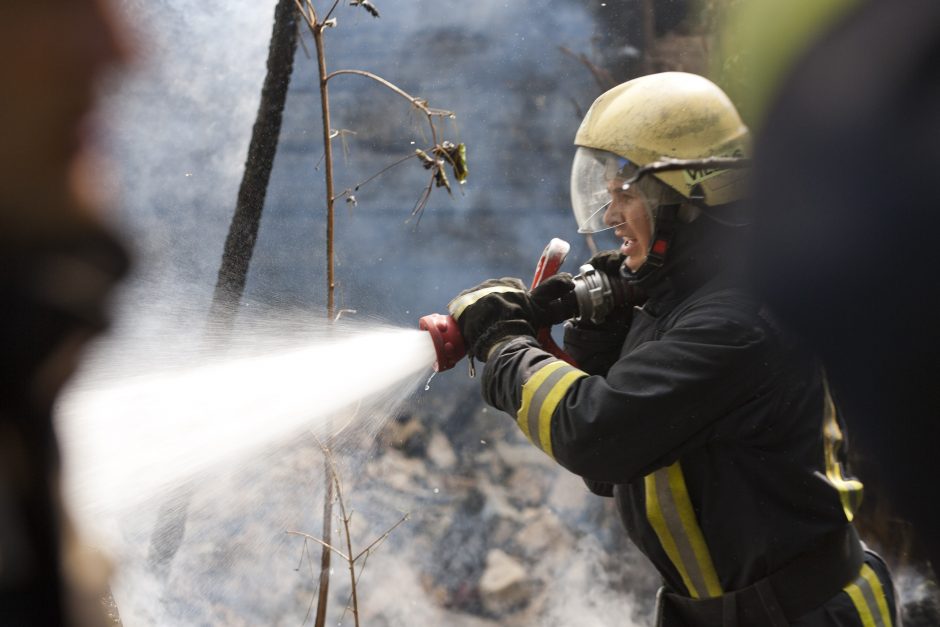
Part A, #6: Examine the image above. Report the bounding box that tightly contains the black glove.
[448,275,575,361]
[530,273,577,325]
[587,249,626,277]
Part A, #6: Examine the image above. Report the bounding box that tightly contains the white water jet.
[58,326,436,525]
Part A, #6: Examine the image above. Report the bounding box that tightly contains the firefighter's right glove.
[448,275,574,362]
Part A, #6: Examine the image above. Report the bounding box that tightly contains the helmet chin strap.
[619,203,681,285]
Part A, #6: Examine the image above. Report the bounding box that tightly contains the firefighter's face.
[604,179,653,272]
[0,0,130,213]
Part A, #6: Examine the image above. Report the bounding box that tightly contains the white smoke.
[72,0,660,625]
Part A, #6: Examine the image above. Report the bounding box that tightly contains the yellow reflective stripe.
[646,471,695,595]
[844,583,876,627]
[447,285,525,319]
[645,462,723,599]
[516,360,586,459]
[666,463,723,598]
[843,564,894,627]
[822,377,864,521]
[861,564,893,627]
[518,361,565,441]
[844,564,893,627]
[538,369,585,459]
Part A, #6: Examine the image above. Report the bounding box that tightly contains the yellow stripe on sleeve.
[516,360,586,459]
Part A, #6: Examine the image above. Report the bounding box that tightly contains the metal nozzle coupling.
[571,263,629,325]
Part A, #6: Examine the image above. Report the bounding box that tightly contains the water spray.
[418,238,633,372]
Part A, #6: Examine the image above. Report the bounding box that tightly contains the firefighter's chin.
[621,239,648,272]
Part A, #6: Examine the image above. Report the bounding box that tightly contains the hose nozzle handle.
[418,313,466,372]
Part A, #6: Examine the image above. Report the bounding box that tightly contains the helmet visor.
[570,146,656,235]
[572,147,626,234]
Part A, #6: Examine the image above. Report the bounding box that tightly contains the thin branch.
[293,0,313,25]
[409,172,435,225]
[332,152,415,201]
[558,45,616,91]
[296,540,317,626]
[322,0,344,24]
[325,69,452,118]
[314,438,361,627]
[286,530,350,562]
[297,18,312,59]
[352,513,409,562]
[305,0,318,24]
[334,308,357,321]
[325,69,453,148]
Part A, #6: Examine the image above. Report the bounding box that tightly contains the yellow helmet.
[571,72,750,235]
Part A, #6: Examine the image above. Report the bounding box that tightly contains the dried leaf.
[350,0,380,18]
[433,141,469,183]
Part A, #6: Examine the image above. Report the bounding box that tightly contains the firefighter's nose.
[602,200,619,228]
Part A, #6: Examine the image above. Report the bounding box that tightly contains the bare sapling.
[292,2,465,626]
[288,441,409,627]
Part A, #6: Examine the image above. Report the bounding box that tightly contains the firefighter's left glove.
[448,275,574,362]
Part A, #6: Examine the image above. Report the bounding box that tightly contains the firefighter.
[747,0,940,575]
[0,0,130,624]
[448,73,898,626]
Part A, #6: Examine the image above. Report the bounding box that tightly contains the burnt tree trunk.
[209,0,299,326]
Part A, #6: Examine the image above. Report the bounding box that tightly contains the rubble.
[478,549,531,615]
[344,397,662,625]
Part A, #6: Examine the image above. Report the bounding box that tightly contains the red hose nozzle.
[418,313,466,372]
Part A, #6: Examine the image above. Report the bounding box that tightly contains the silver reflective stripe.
[447,285,525,319]
[844,563,893,627]
[525,363,573,451]
[645,463,722,599]
[517,360,587,458]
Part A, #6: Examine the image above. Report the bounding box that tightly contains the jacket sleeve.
[482,301,770,484]
[562,321,626,376]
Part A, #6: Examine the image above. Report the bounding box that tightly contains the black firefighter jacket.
[1,225,127,627]
[481,271,896,626]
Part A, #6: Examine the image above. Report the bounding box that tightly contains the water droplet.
[424,372,436,391]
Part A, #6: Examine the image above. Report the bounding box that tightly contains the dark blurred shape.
[750,0,940,572]
[0,0,131,625]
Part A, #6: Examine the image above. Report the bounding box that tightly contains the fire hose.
[419,238,632,372]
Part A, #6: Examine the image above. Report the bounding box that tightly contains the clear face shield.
[570,147,661,252]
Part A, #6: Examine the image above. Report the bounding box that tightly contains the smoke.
[75,0,664,624]
[104,0,276,297]
[895,566,940,626]
[538,535,656,627]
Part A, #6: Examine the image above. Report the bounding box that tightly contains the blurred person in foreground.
[445,72,898,626]
[0,0,131,625]
[747,0,940,577]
